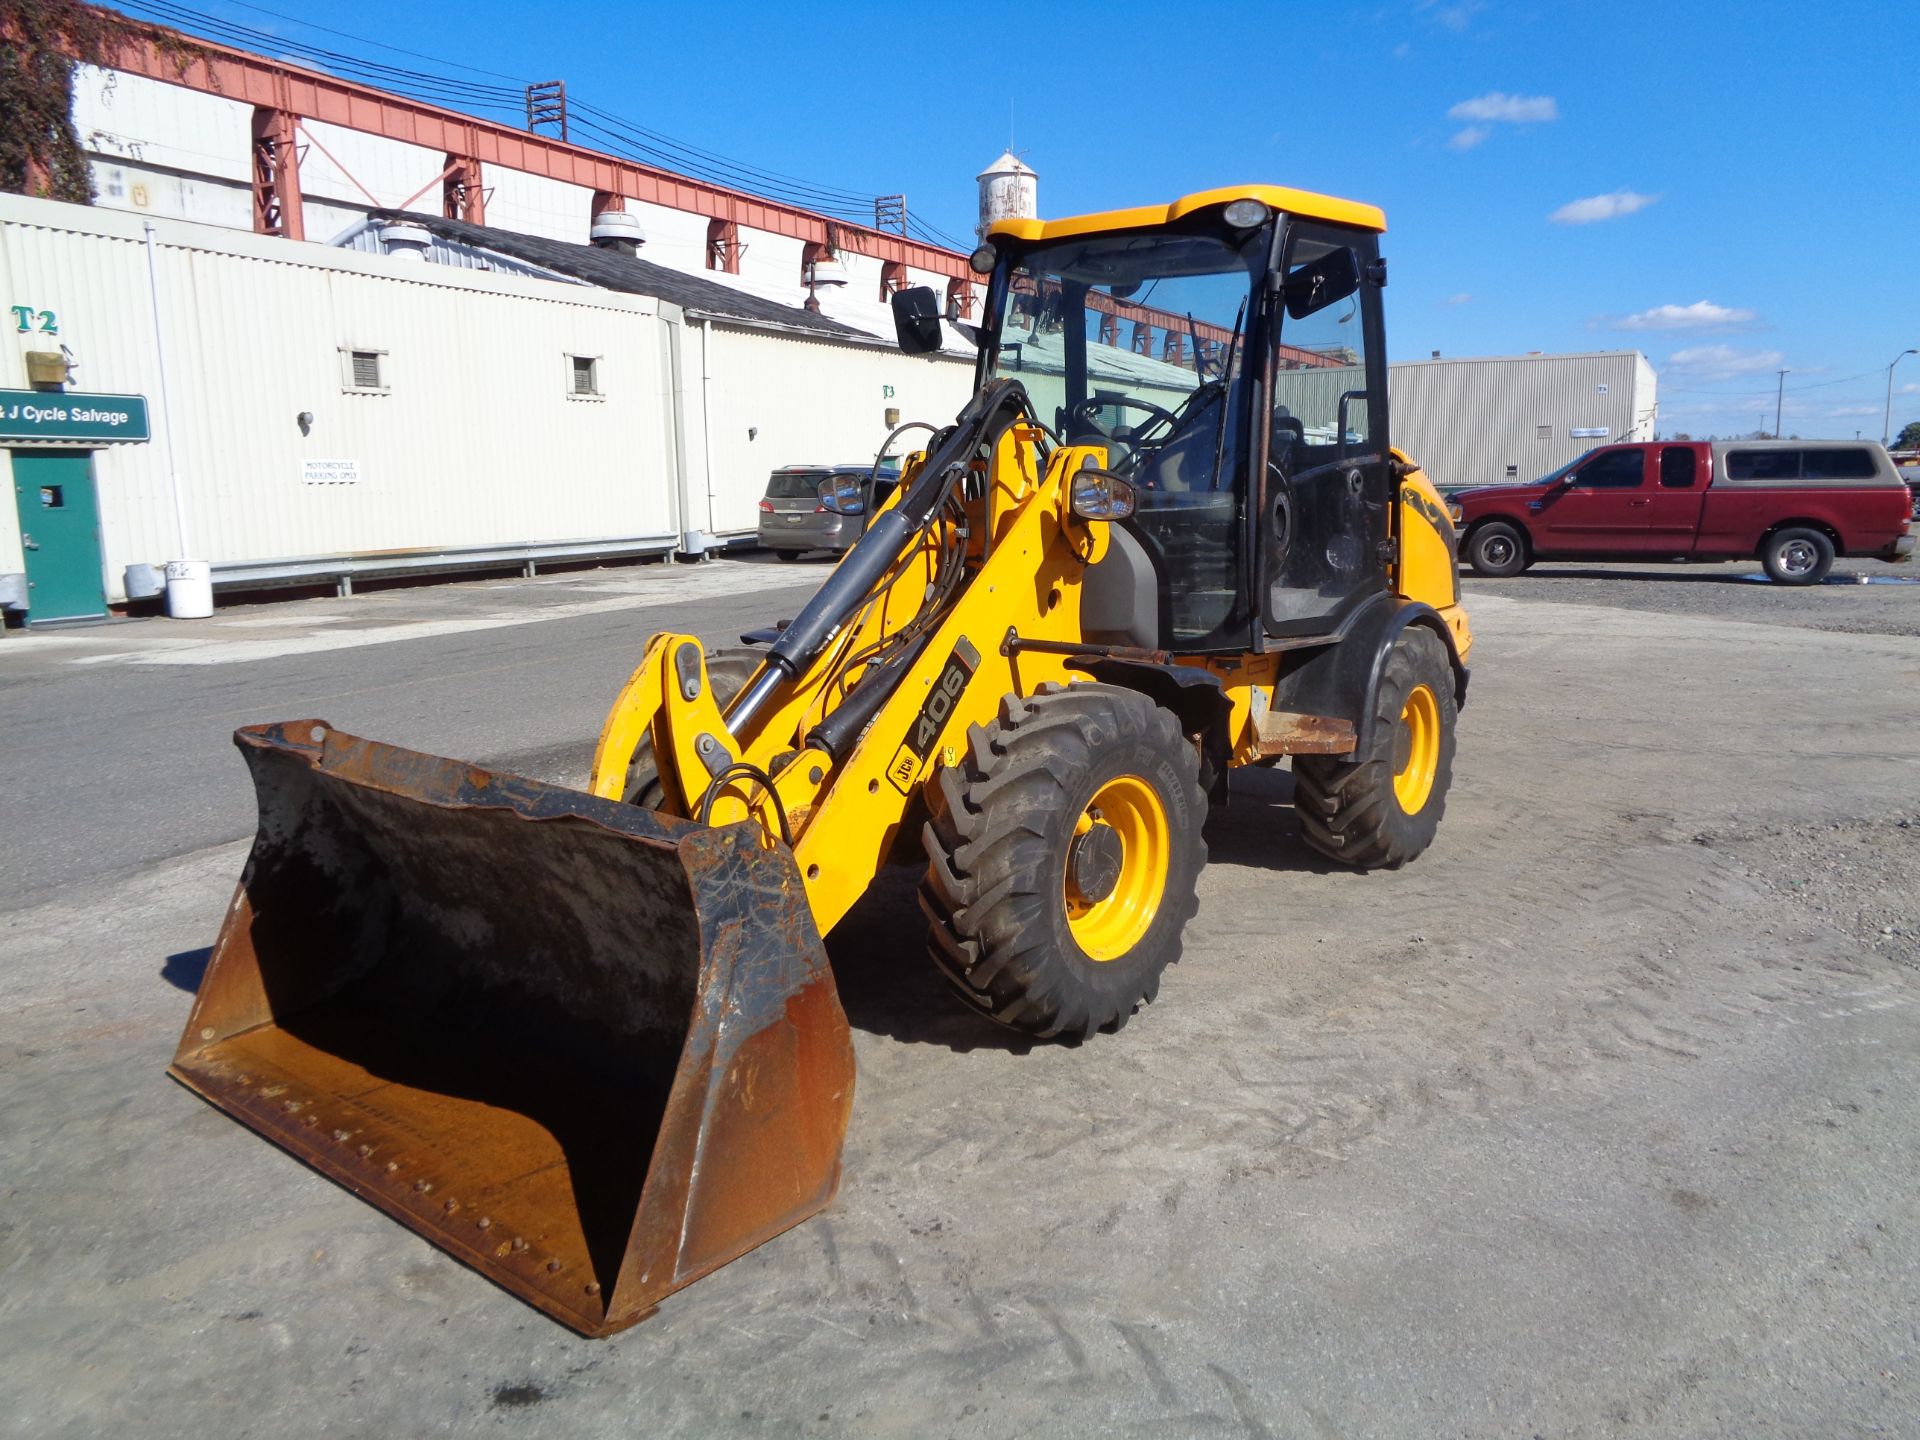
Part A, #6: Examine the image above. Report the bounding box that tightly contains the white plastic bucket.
[164,559,214,619]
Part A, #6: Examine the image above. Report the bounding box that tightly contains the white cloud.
[1613,300,1756,331]
[1446,125,1491,151]
[1442,293,1473,306]
[1449,92,1559,124]
[1421,0,1487,31]
[1824,404,1881,418]
[1393,41,1412,58]
[1550,190,1659,225]
[1665,345,1786,382]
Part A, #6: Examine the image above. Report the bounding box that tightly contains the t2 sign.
[10,305,59,336]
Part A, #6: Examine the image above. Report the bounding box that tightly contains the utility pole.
[1774,369,1789,439]
[1885,349,1917,446]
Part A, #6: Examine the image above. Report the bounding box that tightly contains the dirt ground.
[3,567,1917,1438]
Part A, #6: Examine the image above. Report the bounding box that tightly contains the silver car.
[756,463,898,560]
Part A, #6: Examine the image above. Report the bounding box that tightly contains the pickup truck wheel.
[1761,527,1834,586]
[1294,627,1456,870]
[1467,521,1527,578]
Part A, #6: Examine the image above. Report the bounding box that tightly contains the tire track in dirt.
[1151,801,1916,1183]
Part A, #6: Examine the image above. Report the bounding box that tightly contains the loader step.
[1252,709,1357,757]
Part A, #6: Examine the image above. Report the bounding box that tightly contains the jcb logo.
[887,747,919,795]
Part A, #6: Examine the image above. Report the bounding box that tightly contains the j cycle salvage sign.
[0,389,150,443]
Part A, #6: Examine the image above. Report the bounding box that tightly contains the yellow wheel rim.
[1394,683,1441,814]
[1063,775,1170,962]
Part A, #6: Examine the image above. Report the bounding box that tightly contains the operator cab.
[957,188,1392,653]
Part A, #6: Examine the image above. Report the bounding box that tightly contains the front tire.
[1761,526,1834,585]
[1466,521,1527,578]
[1294,627,1457,869]
[921,683,1206,1040]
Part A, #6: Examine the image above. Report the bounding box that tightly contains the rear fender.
[1272,594,1467,753]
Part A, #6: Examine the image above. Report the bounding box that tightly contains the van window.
[1659,446,1698,488]
[1802,448,1877,480]
[1726,450,1799,481]
[766,471,828,499]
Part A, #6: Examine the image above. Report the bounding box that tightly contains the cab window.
[1659,446,1698,488]
[1572,448,1645,488]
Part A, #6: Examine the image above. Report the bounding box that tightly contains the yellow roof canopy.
[988,184,1386,242]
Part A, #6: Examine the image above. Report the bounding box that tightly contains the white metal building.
[0,193,973,614]
[1390,351,1659,490]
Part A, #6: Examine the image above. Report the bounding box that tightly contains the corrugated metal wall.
[1389,352,1657,489]
[698,325,975,534]
[1,196,681,597]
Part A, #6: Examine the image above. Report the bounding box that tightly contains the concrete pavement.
[2,569,1917,1438]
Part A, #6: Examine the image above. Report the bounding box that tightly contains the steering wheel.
[1067,395,1180,443]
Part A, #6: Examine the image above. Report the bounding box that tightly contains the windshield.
[985,227,1263,472]
[983,224,1267,648]
[766,471,828,499]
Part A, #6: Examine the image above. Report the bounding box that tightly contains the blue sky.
[128,0,1920,439]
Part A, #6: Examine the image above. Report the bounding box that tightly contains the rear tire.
[1466,521,1527,578]
[1760,526,1834,585]
[921,683,1205,1040]
[1294,627,1456,869]
[772,549,805,562]
[623,647,763,808]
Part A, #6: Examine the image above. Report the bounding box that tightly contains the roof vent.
[378,220,433,261]
[590,211,646,256]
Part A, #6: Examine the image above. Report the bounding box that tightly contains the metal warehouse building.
[0,193,973,617]
[1390,351,1659,491]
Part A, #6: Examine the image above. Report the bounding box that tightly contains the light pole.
[1774,369,1789,439]
[1884,349,1917,447]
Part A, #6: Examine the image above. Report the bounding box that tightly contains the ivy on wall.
[0,3,204,204]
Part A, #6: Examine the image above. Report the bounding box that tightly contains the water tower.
[976,151,1037,240]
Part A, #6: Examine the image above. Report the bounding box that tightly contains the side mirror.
[817,476,865,514]
[891,286,944,355]
[1069,466,1136,522]
[1281,247,1362,319]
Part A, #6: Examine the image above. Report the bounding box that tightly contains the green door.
[11,450,107,622]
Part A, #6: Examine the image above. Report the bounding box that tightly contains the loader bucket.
[169,720,855,1337]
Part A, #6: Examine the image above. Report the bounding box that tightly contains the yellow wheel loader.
[170,185,1471,1336]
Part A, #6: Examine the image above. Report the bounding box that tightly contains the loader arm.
[590,430,1115,935]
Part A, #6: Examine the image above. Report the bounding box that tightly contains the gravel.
[1462,556,1920,635]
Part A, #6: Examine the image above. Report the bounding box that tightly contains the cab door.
[1647,444,1707,552]
[1533,445,1654,552]
[1258,222,1390,638]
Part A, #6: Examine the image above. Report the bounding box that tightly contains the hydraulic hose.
[726,380,1031,734]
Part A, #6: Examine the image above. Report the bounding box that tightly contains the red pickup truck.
[1450,439,1915,584]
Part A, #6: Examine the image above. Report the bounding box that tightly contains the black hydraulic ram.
[724,381,1030,735]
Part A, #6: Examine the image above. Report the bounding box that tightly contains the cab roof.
[987,184,1387,242]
